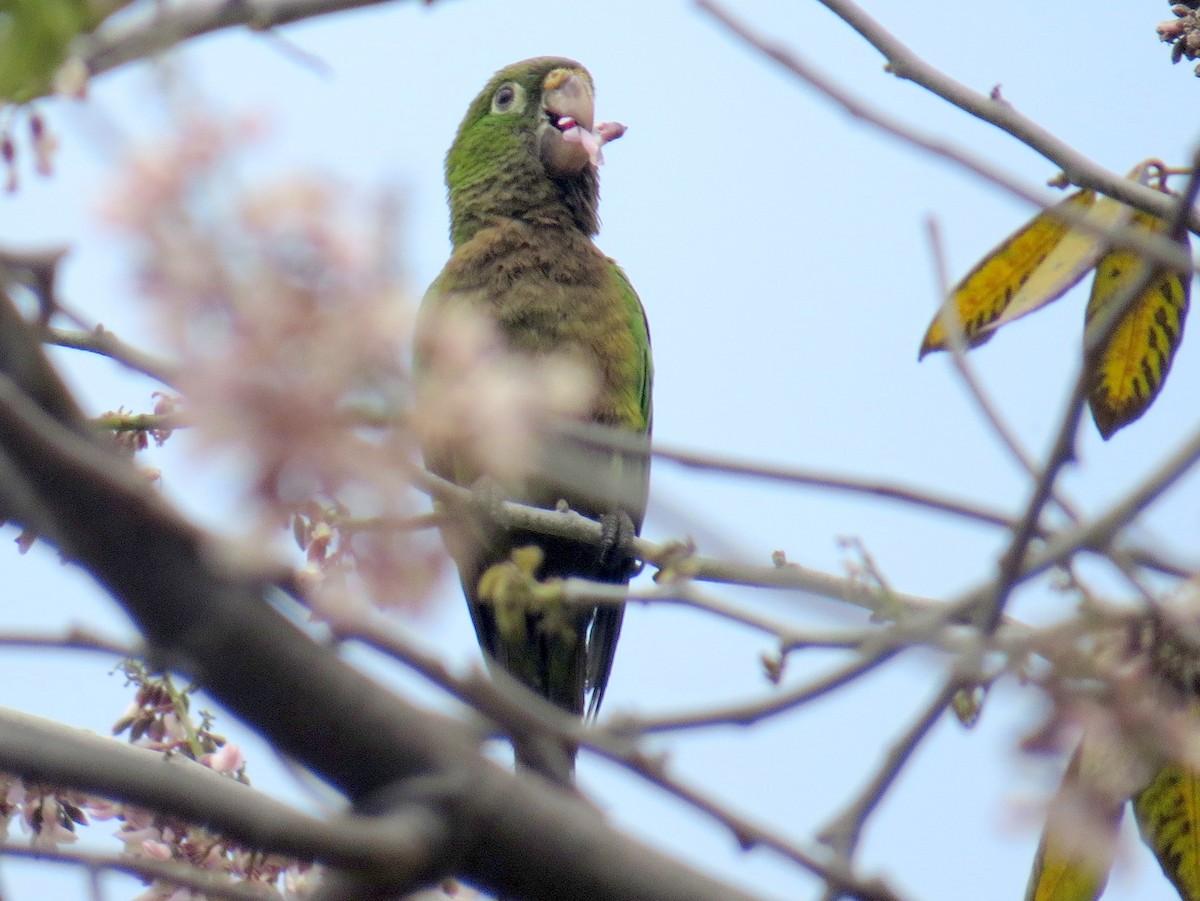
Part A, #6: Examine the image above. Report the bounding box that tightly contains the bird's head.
[445,57,626,244]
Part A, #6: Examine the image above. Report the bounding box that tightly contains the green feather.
[417,57,652,777]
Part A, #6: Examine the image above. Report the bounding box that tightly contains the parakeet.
[417,57,652,782]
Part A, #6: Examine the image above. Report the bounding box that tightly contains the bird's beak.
[540,68,600,174]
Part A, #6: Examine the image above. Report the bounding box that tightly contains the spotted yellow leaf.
[978,195,1132,339]
[919,190,1127,358]
[1134,763,1200,901]
[1084,210,1190,439]
[920,160,1166,359]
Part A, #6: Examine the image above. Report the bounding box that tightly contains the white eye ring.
[491,82,523,114]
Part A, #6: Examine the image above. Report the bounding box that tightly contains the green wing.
[582,261,652,719]
[612,260,654,438]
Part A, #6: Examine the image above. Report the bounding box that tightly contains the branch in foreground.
[330,606,911,901]
[0,707,439,872]
[1,843,274,901]
[541,422,1193,580]
[0,329,769,901]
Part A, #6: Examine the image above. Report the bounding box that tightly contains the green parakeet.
[417,57,652,782]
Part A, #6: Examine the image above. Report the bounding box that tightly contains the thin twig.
[617,647,902,735]
[0,627,134,656]
[984,366,1083,635]
[323,605,905,900]
[45,326,180,387]
[693,0,1200,261]
[652,441,1038,531]
[539,425,1193,579]
[562,577,875,649]
[817,678,958,867]
[976,154,1200,633]
[807,0,1200,235]
[82,0,406,79]
[955,422,1200,620]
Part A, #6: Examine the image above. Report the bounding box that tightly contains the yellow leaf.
[979,196,1131,338]
[1025,834,1110,901]
[1024,736,1150,901]
[1134,763,1200,900]
[920,160,1164,359]
[920,190,1120,358]
[1084,210,1190,439]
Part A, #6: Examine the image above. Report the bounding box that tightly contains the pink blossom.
[203,742,245,774]
[141,839,174,861]
[105,118,442,612]
[83,797,123,821]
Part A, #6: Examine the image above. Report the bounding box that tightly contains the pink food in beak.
[556,116,627,166]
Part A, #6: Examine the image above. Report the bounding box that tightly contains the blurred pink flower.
[413,305,594,484]
[203,742,245,774]
[103,115,441,612]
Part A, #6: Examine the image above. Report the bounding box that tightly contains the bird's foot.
[598,510,640,580]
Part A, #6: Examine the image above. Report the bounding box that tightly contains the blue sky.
[1,2,1199,899]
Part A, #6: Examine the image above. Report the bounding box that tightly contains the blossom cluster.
[102,116,441,612]
[0,666,313,899]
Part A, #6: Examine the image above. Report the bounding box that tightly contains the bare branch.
[0,302,772,901]
[694,0,1198,274]
[0,627,134,656]
[563,577,872,648]
[817,679,957,866]
[620,646,902,735]
[540,425,1194,580]
[955,421,1200,621]
[806,0,1200,234]
[45,326,180,388]
[977,154,1200,632]
[0,707,440,871]
[82,0,407,79]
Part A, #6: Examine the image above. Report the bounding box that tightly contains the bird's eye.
[491,83,521,114]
